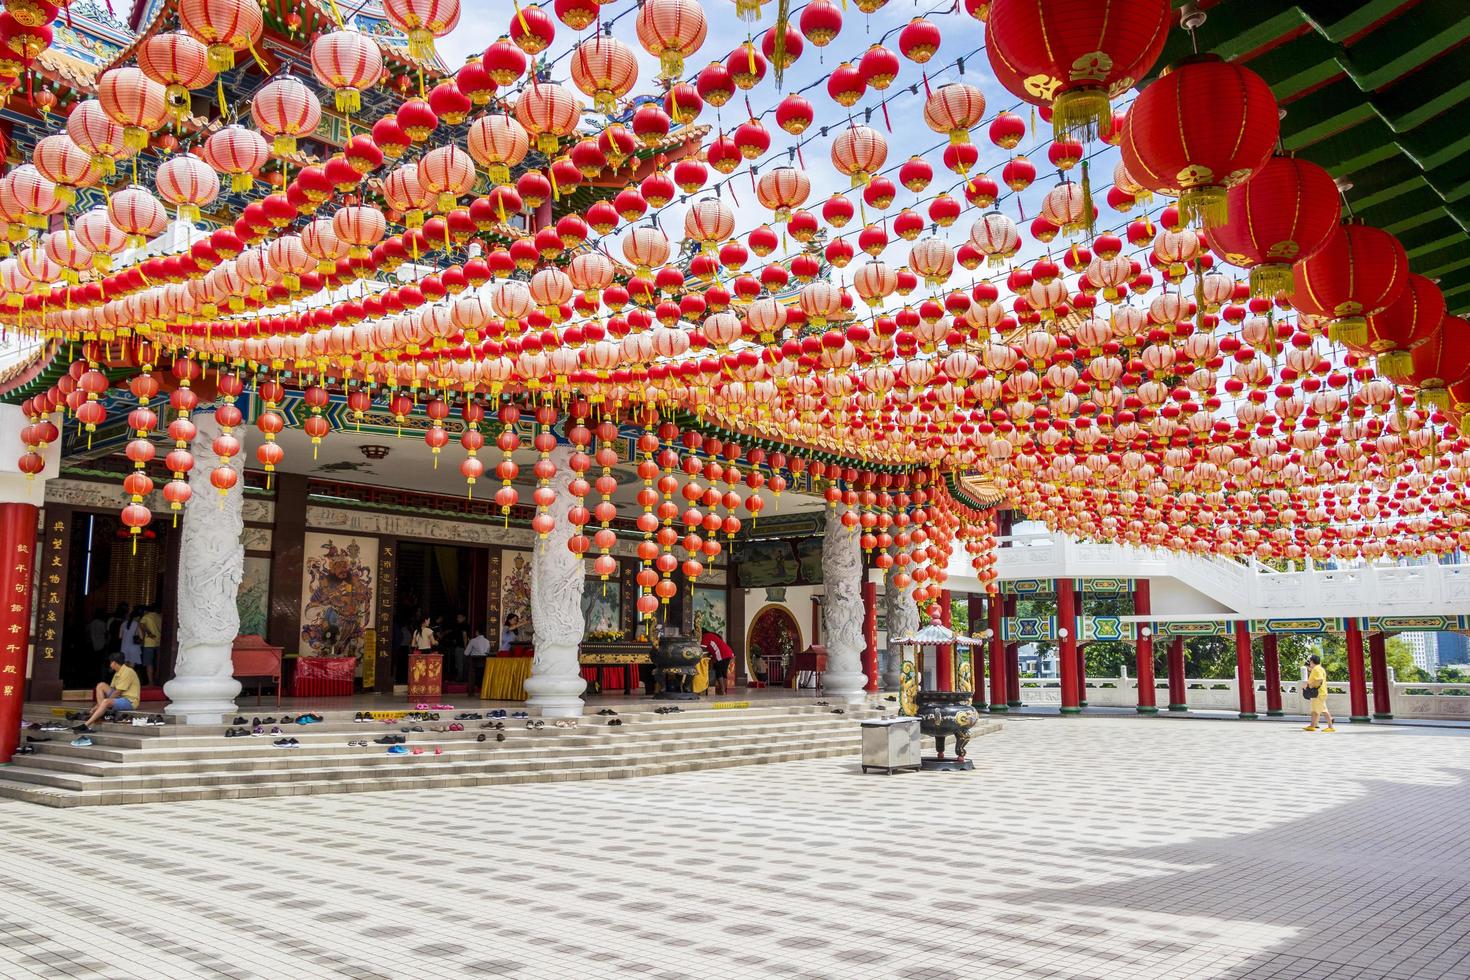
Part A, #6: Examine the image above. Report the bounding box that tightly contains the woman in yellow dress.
[1303,653,1335,732]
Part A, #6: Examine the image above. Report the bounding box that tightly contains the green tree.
[1384,637,1426,683]
[1184,636,1236,678]
[1081,592,1134,676]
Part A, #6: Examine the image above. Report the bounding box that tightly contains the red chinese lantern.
[1209,155,1341,297]
[1363,274,1446,379]
[1119,55,1279,228]
[897,17,940,63]
[985,0,1170,141]
[1289,222,1408,346]
[1407,316,1470,410]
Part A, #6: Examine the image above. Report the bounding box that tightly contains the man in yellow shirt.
[75,655,142,733]
[1303,654,1335,732]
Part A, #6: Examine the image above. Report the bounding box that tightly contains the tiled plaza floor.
[2,714,1468,980]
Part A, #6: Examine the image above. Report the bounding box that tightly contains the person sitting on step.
[75,654,142,733]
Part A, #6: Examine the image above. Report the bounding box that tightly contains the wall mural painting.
[236,556,270,638]
[499,549,533,643]
[733,539,798,588]
[300,533,377,661]
[693,587,728,639]
[581,578,623,641]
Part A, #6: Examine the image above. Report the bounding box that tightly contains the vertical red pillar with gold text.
[0,503,38,763]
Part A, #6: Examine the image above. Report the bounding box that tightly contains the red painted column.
[1345,618,1371,723]
[1057,578,1080,713]
[1004,595,1021,706]
[1368,631,1392,720]
[1262,634,1283,716]
[935,589,953,691]
[1167,636,1187,711]
[861,580,878,692]
[1235,622,1258,719]
[1133,580,1157,714]
[987,593,1007,712]
[0,503,38,764]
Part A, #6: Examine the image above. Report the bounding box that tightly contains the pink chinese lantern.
[107,186,167,248]
[569,35,638,114]
[178,0,264,72]
[203,124,269,192]
[755,166,810,223]
[382,0,461,60]
[417,144,475,213]
[31,134,99,206]
[155,154,219,223]
[310,29,383,114]
[8,164,61,230]
[830,124,887,186]
[66,100,130,178]
[74,206,126,271]
[467,113,530,186]
[514,80,580,156]
[636,0,707,79]
[250,76,322,156]
[684,198,735,253]
[136,32,215,122]
[332,205,387,259]
[923,82,986,144]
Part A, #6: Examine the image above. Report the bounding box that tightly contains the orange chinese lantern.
[467,113,530,187]
[514,80,580,155]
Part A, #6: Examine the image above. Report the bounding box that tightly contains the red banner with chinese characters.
[407,652,443,700]
[0,503,38,763]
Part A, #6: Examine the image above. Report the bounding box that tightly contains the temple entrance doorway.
[61,510,179,692]
[392,541,487,689]
[746,605,802,688]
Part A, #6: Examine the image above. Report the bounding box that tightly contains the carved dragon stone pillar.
[882,556,920,689]
[821,505,869,705]
[164,413,244,724]
[524,445,588,717]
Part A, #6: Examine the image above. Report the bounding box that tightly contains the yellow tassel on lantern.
[1328,317,1368,347]
[207,44,235,73]
[272,135,297,156]
[1179,185,1229,229]
[335,88,361,114]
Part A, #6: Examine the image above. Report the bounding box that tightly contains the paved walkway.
[1,715,1467,979]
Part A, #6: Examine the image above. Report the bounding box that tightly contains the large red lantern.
[1289,222,1408,346]
[1119,55,1279,228]
[1209,155,1340,297]
[1367,274,1446,380]
[985,0,1170,141]
[1406,316,1470,410]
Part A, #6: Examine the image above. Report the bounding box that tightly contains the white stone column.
[524,444,587,717]
[882,558,920,689]
[164,412,244,724]
[821,505,869,705]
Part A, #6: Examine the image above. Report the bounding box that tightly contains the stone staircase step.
[0,704,938,807]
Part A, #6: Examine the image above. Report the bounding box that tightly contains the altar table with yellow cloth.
[480,657,534,701]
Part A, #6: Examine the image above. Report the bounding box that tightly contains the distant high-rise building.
[1436,631,1469,666]
[1402,633,1436,671]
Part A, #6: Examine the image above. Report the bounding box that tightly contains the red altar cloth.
[291,656,355,697]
